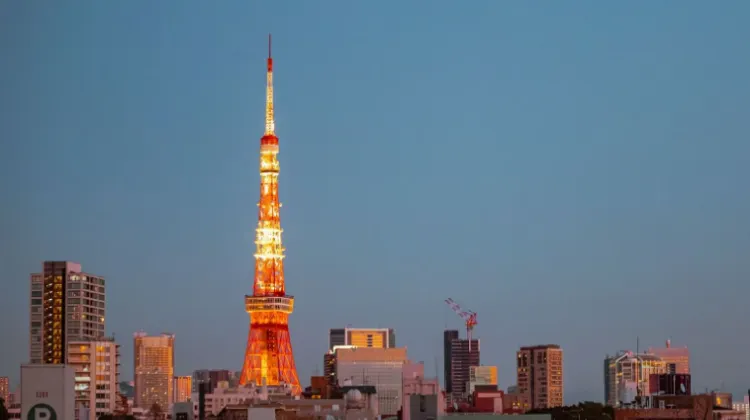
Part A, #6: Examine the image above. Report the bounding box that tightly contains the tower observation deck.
[239,35,301,395]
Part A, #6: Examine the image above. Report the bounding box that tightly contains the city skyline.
[2,1,750,405]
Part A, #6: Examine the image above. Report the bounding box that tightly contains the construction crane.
[444,298,478,352]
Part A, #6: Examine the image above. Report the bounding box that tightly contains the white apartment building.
[67,338,120,419]
[30,261,106,364]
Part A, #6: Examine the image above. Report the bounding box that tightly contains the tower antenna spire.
[264,33,275,135]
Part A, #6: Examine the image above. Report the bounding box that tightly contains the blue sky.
[1,1,749,403]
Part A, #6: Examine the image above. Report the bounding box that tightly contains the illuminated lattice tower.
[239,35,300,394]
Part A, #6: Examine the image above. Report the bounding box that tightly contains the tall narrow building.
[443,329,480,404]
[29,261,106,364]
[134,332,175,410]
[516,345,564,411]
[239,35,301,394]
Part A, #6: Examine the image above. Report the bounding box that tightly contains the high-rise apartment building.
[516,344,564,411]
[134,332,175,410]
[647,340,690,374]
[604,351,666,407]
[443,330,480,404]
[0,376,8,404]
[328,328,396,350]
[173,376,192,403]
[335,347,407,416]
[67,338,120,419]
[30,261,106,364]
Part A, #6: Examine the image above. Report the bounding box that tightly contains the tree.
[0,398,9,420]
[148,403,163,420]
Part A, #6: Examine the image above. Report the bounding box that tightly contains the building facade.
[21,364,75,420]
[30,261,106,364]
[134,332,175,410]
[444,330,480,404]
[173,376,192,403]
[329,328,396,350]
[67,338,120,419]
[604,351,667,407]
[402,361,444,420]
[647,340,690,374]
[335,347,407,416]
[469,366,498,394]
[517,344,564,411]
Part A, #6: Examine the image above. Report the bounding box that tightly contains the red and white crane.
[444,298,478,352]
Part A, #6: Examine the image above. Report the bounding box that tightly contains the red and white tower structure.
[239,35,301,394]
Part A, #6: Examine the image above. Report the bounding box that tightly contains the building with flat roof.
[29,261,106,365]
[444,329,480,404]
[329,327,396,350]
[517,345,564,411]
[67,338,120,419]
[21,364,75,420]
[336,347,407,416]
[134,332,175,410]
[647,339,690,374]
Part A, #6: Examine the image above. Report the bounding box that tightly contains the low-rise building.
[21,364,75,420]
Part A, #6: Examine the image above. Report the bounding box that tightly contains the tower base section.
[239,298,300,395]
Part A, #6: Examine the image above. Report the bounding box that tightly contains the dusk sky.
[2,1,749,403]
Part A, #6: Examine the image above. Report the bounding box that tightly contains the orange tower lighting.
[239,34,301,394]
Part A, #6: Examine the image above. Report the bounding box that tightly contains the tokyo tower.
[239,35,301,394]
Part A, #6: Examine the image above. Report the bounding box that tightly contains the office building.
[444,329,480,403]
[174,376,192,403]
[335,347,407,416]
[30,261,106,364]
[329,328,396,350]
[604,351,667,407]
[647,340,690,374]
[517,344,564,410]
[67,338,120,419]
[469,366,498,394]
[134,332,174,410]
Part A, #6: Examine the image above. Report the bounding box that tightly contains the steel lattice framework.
[239,35,301,395]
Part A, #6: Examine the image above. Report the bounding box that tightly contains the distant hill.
[118,382,134,398]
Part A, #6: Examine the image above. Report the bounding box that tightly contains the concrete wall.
[21,364,75,420]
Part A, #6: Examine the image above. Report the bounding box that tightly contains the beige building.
[647,340,690,374]
[516,344,564,411]
[67,338,120,419]
[469,366,498,394]
[134,332,174,410]
[173,376,192,403]
[30,261,106,364]
[336,347,407,416]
